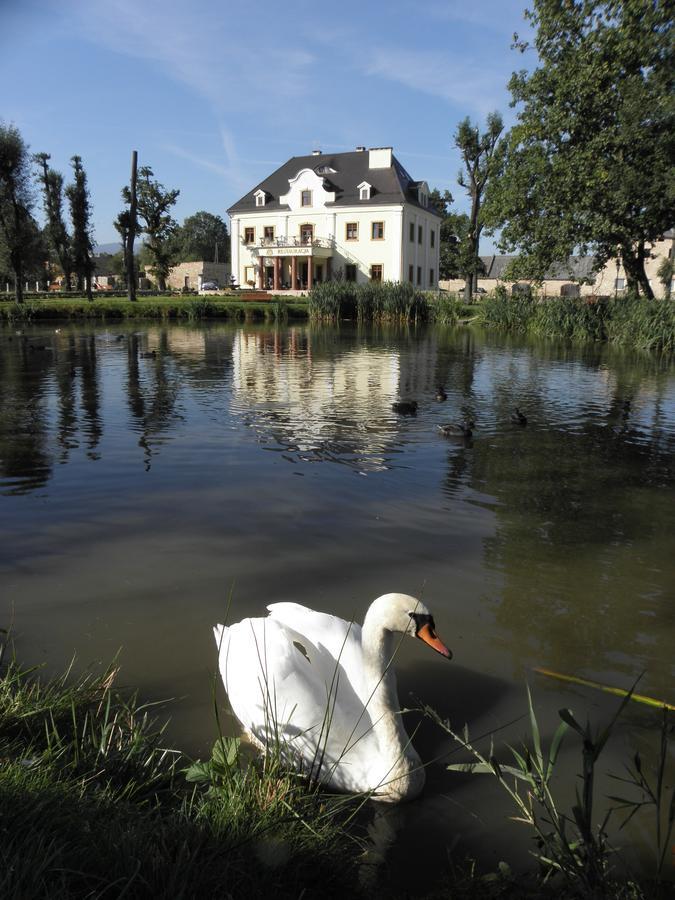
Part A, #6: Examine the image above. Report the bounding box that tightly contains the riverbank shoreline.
[0,654,668,899]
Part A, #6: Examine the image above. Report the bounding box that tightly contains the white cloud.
[364,47,509,115]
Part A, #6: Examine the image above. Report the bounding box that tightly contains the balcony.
[254,236,335,249]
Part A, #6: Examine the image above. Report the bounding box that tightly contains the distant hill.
[94,242,122,255]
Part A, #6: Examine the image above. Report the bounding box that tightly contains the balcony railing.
[244,236,335,249]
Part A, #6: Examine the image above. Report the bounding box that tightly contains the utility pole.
[127,150,138,302]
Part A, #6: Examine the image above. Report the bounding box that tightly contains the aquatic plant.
[308,281,429,323]
[478,290,675,352]
[426,684,673,898]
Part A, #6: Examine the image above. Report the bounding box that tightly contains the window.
[370,264,383,282]
[418,225,423,244]
[345,222,358,241]
[430,229,435,248]
[300,224,314,244]
[409,223,415,242]
[417,266,422,285]
[301,190,312,207]
[429,268,434,286]
[244,227,255,244]
[371,221,384,240]
[264,226,275,242]
[615,278,625,290]
[345,264,357,282]
[358,181,371,201]
[255,194,265,207]
[408,264,414,283]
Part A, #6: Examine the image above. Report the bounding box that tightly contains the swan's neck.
[361,613,422,800]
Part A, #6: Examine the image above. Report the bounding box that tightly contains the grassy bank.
[1,652,670,898]
[0,657,361,899]
[478,288,675,352]
[0,295,308,324]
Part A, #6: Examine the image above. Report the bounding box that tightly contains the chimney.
[312,149,321,155]
[368,147,393,169]
[355,146,365,152]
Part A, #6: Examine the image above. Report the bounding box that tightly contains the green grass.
[0,656,360,899]
[0,295,308,323]
[478,288,675,352]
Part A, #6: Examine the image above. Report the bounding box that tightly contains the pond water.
[1,320,674,887]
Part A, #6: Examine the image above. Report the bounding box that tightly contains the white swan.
[213,593,451,803]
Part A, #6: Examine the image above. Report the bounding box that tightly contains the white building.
[227,147,441,291]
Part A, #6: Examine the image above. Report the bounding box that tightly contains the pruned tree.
[135,166,179,291]
[115,150,140,300]
[34,152,73,291]
[65,155,94,300]
[455,112,504,302]
[483,0,674,298]
[0,123,39,303]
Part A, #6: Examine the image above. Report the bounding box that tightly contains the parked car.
[199,281,220,294]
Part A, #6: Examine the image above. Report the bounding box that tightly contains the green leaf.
[184,761,212,783]
[212,736,239,769]
[526,684,543,772]
[558,708,584,736]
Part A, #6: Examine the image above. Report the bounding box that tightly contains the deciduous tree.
[430,189,474,281]
[0,123,39,303]
[135,166,179,291]
[484,0,674,298]
[175,211,229,263]
[455,112,504,301]
[65,155,94,300]
[34,152,73,291]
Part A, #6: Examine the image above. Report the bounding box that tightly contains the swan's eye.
[409,612,432,635]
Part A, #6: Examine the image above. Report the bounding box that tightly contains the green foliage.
[64,155,94,298]
[479,290,675,352]
[485,0,674,297]
[133,166,180,291]
[308,280,429,323]
[0,122,38,303]
[454,112,504,299]
[0,657,359,899]
[174,210,230,263]
[429,188,473,280]
[0,295,309,323]
[428,685,671,898]
[34,152,73,290]
[656,257,673,300]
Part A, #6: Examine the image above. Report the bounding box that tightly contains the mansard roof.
[227,150,441,216]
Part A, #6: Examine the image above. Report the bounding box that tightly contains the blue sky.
[2,0,533,248]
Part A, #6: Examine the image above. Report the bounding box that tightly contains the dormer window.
[301,189,312,207]
[254,189,266,207]
[419,189,427,207]
[357,181,371,201]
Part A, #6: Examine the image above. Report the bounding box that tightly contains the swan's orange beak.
[417,622,452,659]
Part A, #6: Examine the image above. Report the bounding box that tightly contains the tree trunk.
[85,271,93,302]
[622,242,654,299]
[464,189,480,303]
[13,257,23,304]
[127,151,138,302]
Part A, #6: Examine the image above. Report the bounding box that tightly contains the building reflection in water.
[231,327,405,473]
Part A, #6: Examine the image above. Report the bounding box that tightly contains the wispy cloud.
[364,47,509,115]
[61,0,315,114]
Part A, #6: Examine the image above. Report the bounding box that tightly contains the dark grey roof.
[479,255,597,281]
[227,150,441,216]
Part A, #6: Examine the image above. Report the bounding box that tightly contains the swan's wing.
[214,612,377,791]
[265,602,367,701]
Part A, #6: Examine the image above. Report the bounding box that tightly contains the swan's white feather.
[215,607,380,793]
